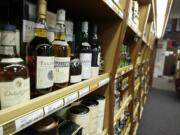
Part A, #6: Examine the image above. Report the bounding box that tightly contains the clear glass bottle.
[52,9,71,90]
[26,0,54,97]
[89,23,101,77]
[0,24,30,109]
[79,21,92,80]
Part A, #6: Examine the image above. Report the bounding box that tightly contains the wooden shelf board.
[127,19,142,37]
[113,95,132,125]
[140,107,144,119]
[135,81,141,94]
[102,128,108,135]
[133,103,140,118]
[116,64,133,78]
[0,73,110,134]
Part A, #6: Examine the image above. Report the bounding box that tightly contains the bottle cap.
[0,24,16,32]
[57,9,66,24]
[82,21,88,32]
[38,0,47,19]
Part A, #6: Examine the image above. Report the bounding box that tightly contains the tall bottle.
[89,24,101,77]
[79,21,92,80]
[26,0,54,97]
[0,24,30,109]
[52,9,71,89]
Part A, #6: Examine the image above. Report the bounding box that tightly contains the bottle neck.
[90,33,98,46]
[54,23,66,41]
[81,31,89,43]
[0,31,17,57]
[34,17,48,38]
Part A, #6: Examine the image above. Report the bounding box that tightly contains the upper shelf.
[0,73,110,135]
[46,0,124,20]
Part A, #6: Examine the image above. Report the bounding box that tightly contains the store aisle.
[137,89,180,135]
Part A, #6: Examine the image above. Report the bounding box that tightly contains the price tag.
[99,78,110,87]
[79,87,89,98]
[44,99,64,115]
[64,92,78,105]
[0,126,3,135]
[122,70,125,75]
[90,83,98,92]
[15,109,44,131]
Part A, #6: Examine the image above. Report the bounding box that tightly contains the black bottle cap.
[69,105,89,115]
[81,99,99,107]
[0,24,16,31]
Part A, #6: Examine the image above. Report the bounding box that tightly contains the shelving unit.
[0,0,172,135]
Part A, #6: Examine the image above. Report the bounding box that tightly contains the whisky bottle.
[0,24,30,109]
[79,21,92,80]
[26,0,54,97]
[89,23,101,77]
[52,9,71,89]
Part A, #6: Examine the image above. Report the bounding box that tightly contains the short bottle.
[52,9,71,89]
[0,24,30,109]
[26,0,54,97]
[89,23,101,77]
[79,21,92,80]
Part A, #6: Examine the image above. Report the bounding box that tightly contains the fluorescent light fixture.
[156,0,168,38]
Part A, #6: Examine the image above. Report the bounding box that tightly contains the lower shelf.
[133,122,139,135]
[0,73,110,135]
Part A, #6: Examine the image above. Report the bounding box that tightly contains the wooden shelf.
[113,95,132,125]
[116,64,133,78]
[133,103,140,118]
[124,123,131,135]
[133,123,139,135]
[140,107,144,119]
[127,19,142,37]
[102,128,108,135]
[135,81,141,94]
[0,73,110,134]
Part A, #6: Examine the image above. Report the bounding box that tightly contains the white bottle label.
[0,46,15,56]
[80,53,92,79]
[97,52,101,66]
[91,67,99,77]
[47,31,54,43]
[54,57,70,83]
[70,75,82,83]
[0,126,3,135]
[1,58,23,63]
[36,56,54,89]
[23,20,35,42]
[1,31,15,46]
[0,78,30,109]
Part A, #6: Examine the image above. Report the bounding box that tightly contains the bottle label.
[54,57,70,83]
[91,67,99,77]
[36,56,54,89]
[82,42,90,47]
[0,78,30,109]
[47,31,54,42]
[52,41,68,46]
[80,53,92,79]
[1,31,15,46]
[23,20,35,42]
[0,46,15,55]
[70,74,82,83]
[97,52,101,66]
[1,58,23,63]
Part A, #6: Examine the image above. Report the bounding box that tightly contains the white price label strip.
[79,87,89,98]
[15,109,44,131]
[44,99,64,115]
[64,92,78,105]
[0,126,3,135]
[99,78,110,87]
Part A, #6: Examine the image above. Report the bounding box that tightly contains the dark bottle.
[26,0,54,97]
[52,9,71,90]
[89,23,101,77]
[67,21,82,84]
[79,21,92,80]
[0,24,30,109]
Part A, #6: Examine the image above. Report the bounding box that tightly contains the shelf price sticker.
[90,83,98,92]
[44,99,64,116]
[99,78,110,88]
[0,126,3,135]
[15,108,44,132]
[79,87,90,98]
[64,92,78,105]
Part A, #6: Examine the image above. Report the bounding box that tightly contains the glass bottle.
[79,21,92,80]
[89,23,101,77]
[0,24,30,109]
[26,0,54,97]
[52,9,71,90]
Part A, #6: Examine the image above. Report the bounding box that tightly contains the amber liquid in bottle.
[26,0,54,98]
[52,9,71,90]
[0,24,30,109]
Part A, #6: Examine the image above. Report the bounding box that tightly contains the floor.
[137,89,180,135]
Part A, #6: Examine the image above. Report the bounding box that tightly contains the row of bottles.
[16,94,106,135]
[0,0,103,109]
